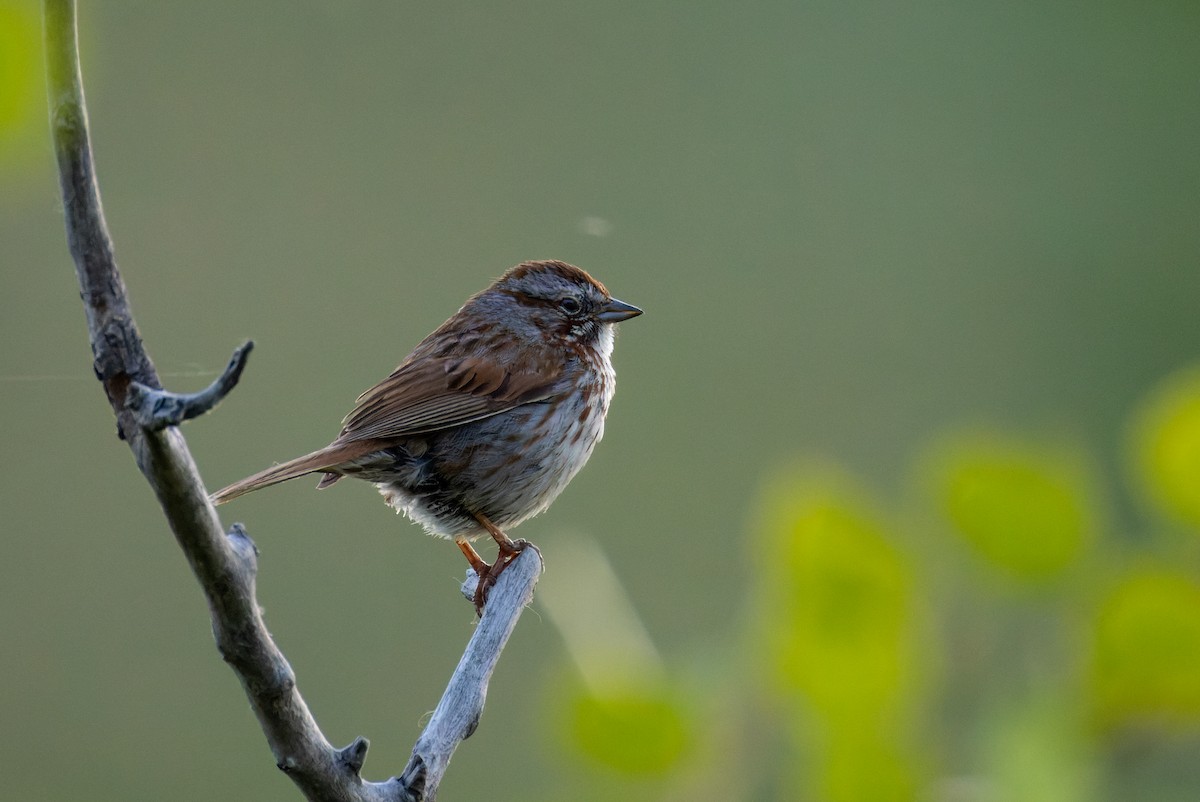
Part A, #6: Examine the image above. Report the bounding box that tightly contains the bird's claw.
[472,539,530,616]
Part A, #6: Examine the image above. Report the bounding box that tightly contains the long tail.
[210,441,380,505]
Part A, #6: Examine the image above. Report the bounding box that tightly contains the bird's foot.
[472,539,530,616]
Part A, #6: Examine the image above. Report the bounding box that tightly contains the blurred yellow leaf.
[1091,569,1200,727]
[755,467,923,801]
[929,435,1095,579]
[565,683,693,776]
[1131,367,1200,531]
[757,466,914,714]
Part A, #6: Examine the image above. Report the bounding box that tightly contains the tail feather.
[210,441,380,505]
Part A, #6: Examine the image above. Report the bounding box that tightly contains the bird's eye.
[558,296,583,316]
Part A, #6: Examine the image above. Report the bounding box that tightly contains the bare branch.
[401,547,544,799]
[43,3,540,800]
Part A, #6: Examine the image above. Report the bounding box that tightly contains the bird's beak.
[598,298,643,323]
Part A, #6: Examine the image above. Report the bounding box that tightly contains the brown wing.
[335,354,561,444]
[211,352,562,505]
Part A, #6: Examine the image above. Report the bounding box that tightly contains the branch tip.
[126,340,254,431]
[337,737,370,775]
[460,569,480,603]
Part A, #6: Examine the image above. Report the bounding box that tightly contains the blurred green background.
[3,1,1199,799]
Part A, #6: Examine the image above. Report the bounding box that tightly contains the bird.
[211,260,642,613]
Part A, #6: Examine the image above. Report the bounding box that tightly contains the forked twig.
[43,2,539,799]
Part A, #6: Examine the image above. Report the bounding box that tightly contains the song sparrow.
[212,260,641,612]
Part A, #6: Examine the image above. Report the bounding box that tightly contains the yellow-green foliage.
[928,435,1095,579]
[754,469,919,801]
[566,685,692,775]
[554,365,1200,800]
[1132,368,1200,530]
[1092,569,1200,727]
[756,474,913,713]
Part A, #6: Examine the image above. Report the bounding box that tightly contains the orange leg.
[456,539,490,578]
[466,513,529,615]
